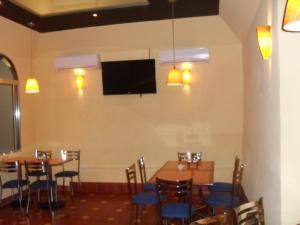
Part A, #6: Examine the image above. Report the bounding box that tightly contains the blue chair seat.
[132,192,158,205]
[204,194,240,208]
[210,182,233,192]
[143,183,156,192]
[30,180,56,190]
[161,203,197,219]
[2,179,28,189]
[55,171,78,178]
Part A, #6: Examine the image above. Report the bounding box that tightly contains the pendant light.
[25,21,40,94]
[283,0,300,31]
[166,0,183,86]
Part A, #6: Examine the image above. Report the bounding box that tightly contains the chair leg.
[26,187,31,214]
[70,177,74,195]
[0,187,2,204]
[47,188,53,212]
[18,186,23,211]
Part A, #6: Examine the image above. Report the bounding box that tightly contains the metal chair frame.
[0,160,28,211]
[55,150,80,195]
[35,150,52,160]
[25,160,57,214]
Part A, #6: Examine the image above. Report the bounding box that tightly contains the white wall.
[278,0,300,223]
[242,0,281,224]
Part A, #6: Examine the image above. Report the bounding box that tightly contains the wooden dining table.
[2,156,71,209]
[5,156,71,166]
[149,160,214,185]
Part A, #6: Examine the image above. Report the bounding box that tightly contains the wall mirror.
[0,54,20,153]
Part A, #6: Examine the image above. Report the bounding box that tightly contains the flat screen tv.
[101,59,156,95]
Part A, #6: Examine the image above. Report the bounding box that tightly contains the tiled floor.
[0,193,159,225]
[0,191,234,225]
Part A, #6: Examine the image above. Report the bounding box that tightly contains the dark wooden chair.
[234,197,265,225]
[210,156,240,193]
[204,164,244,215]
[156,177,196,225]
[190,212,228,225]
[126,163,158,224]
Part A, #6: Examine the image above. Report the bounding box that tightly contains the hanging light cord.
[30,26,32,76]
[28,21,34,76]
[171,1,176,69]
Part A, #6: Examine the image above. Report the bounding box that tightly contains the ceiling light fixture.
[283,0,300,31]
[92,13,98,18]
[166,0,183,86]
[25,21,40,94]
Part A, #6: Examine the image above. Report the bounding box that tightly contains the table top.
[149,160,214,185]
[3,156,71,166]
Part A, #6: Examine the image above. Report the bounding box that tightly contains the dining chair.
[126,163,158,224]
[35,149,52,160]
[0,161,28,211]
[178,152,202,169]
[25,160,57,213]
[55,150,80,195]
[234,197,264,225]
[156,177,196,225]
[137,156,156,192]
[190,212,228,225]
[204,164,244,215]
[210,156,240,193]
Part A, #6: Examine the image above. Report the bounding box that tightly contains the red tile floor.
[0,192,234,225]
[0,193,159,225]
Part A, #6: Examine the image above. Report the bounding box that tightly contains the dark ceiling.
[0,0,219,33]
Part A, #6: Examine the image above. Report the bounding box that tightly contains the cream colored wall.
[0,17,36,197]
[278,0,300,223]
[32,16,243,183]
[242,0,281,224]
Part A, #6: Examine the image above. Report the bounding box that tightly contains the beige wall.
[242,0,281,224]
[0,17,36,197]
[33,16,243,182]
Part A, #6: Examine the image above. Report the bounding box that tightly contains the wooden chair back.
[156,178,193,222]
[193,212,228,225]
[234,197,265,225]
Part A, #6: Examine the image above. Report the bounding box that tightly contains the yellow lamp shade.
[167,67,183,86]
[283,0,300,31]
[76,74,85,91]
[256,26,272,59]
[182,69,192,85]
[25,78,39,93]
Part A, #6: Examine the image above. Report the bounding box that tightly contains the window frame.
[0,54,20,153]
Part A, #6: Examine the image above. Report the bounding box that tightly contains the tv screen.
[101,59,156,95]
